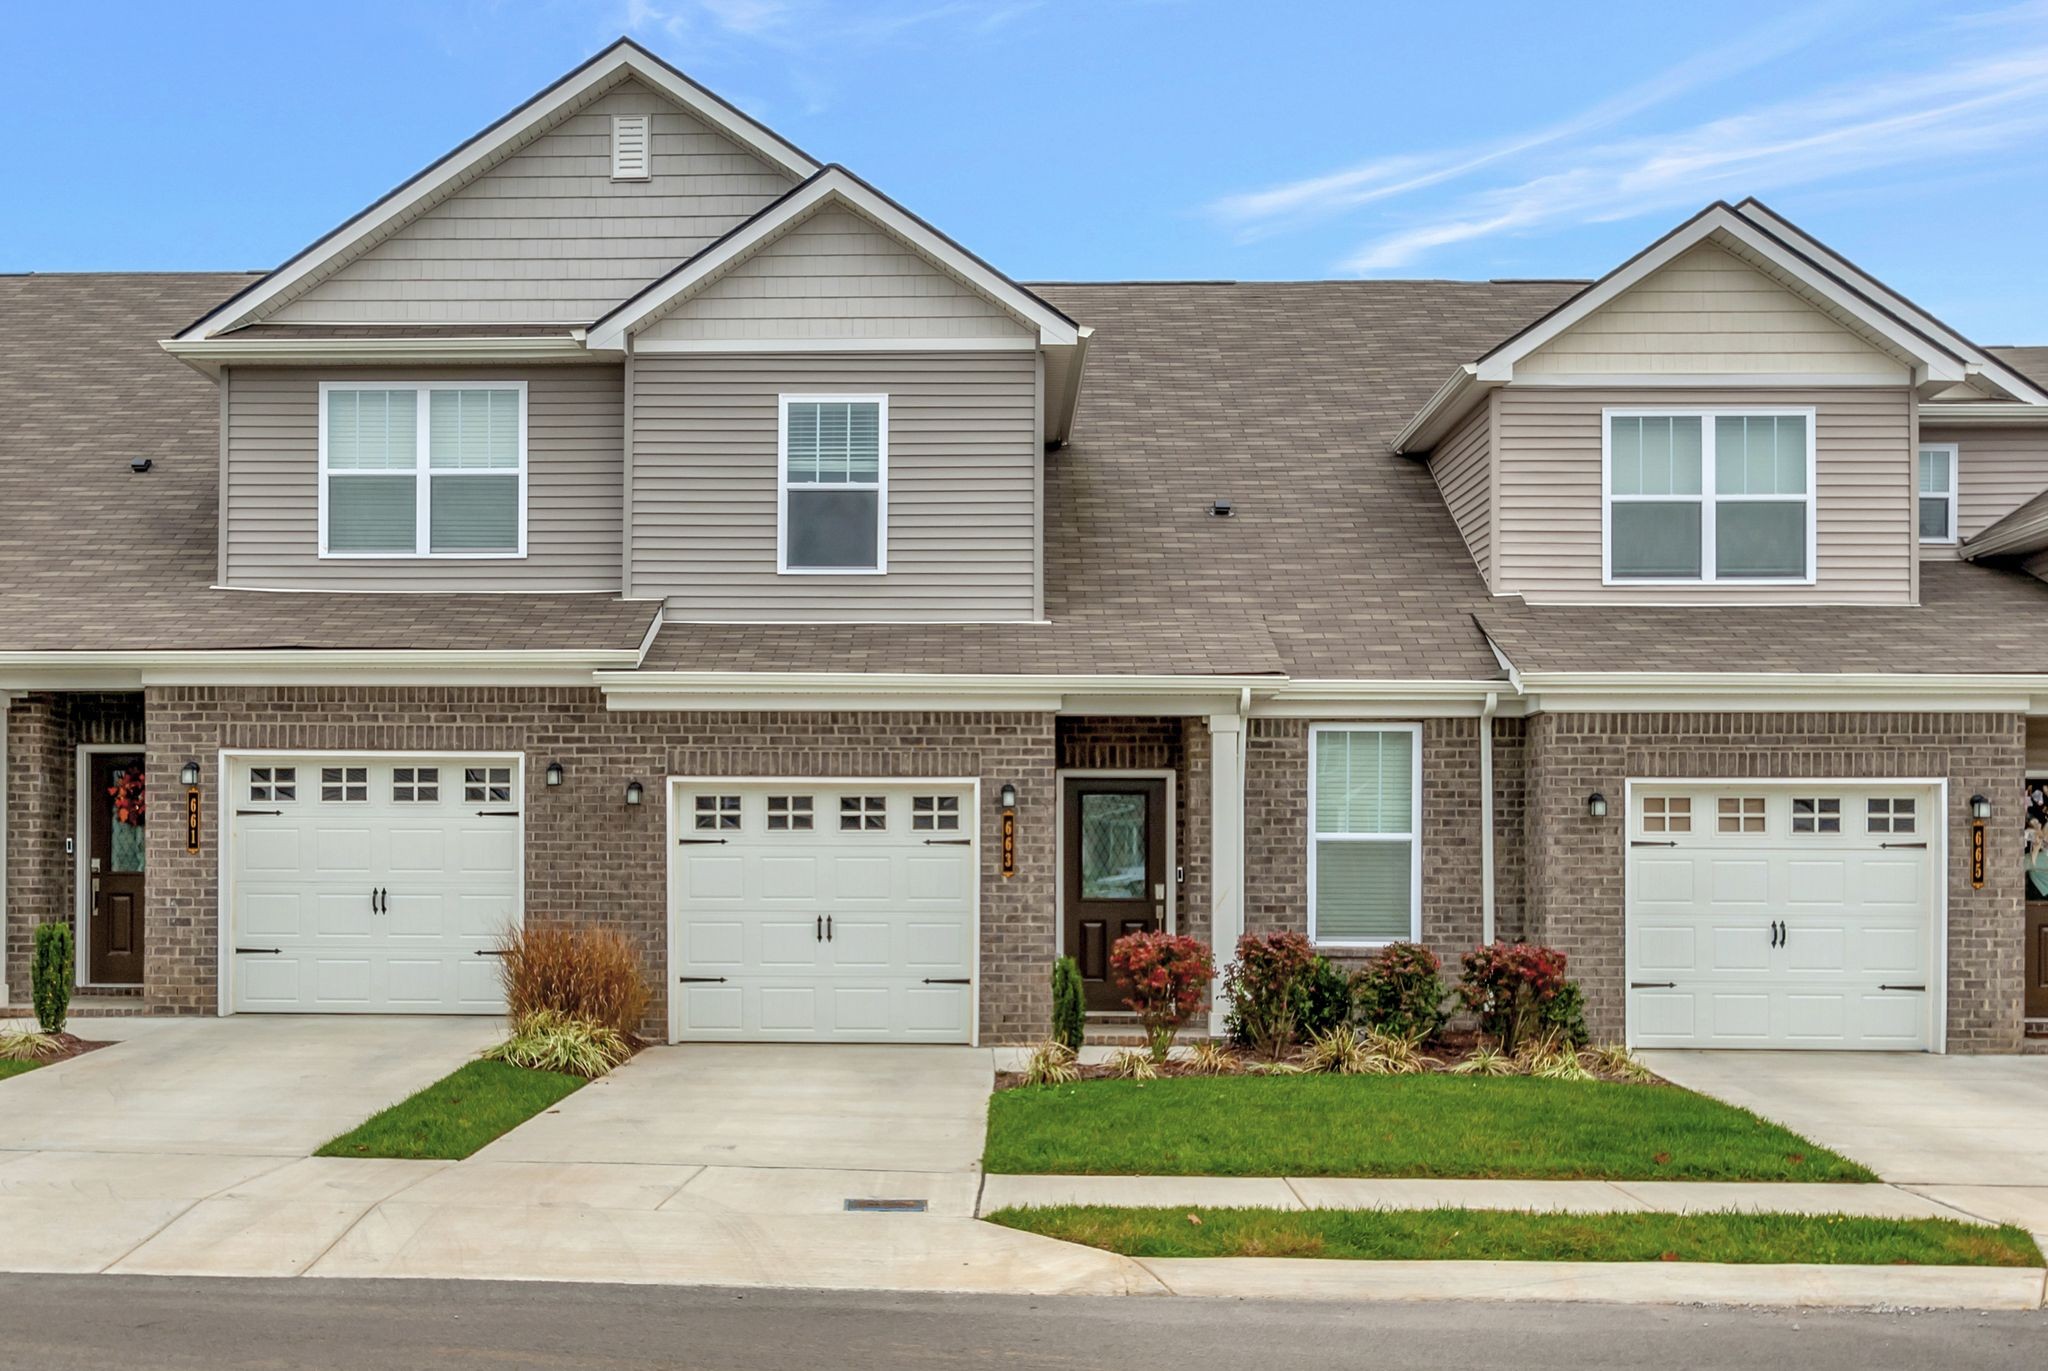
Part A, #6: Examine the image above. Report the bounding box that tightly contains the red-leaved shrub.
[1457,941,1581,1054]
[1223,930,1318,1058]
[1109,930,1216,1062]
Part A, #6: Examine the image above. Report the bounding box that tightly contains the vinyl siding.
[222,365,624,591]
[638,205,1034,345]
[631,352,1037,620]
[1428,399,1492,586]
[1494,386,1913,604]
[1919,425,2048,543]
[266,82,796,325]
[1518,243,1910,380]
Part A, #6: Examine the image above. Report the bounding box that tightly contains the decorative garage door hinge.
[677,975,728,983]
[1880,841,1928,849]
[1630,981,1676,989]
[235,808,282,817]
[677,837,727,845]
[476,809,521,817]
[1878,984,1927,992]
[922,838,972,846]
[234,946,282,955]
[922,977,971,985]
[1630,839,1677,848]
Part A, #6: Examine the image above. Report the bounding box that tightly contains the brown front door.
[2027,903,2048,1019]
[1062,776,1168,1012]
[87,751,146,985]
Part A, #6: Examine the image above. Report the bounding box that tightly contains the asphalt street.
[0,1275,2042,1370]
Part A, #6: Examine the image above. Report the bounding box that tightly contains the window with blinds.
[1308,725,1420,945]
[321,383,525,557]
[1605,408,1814,583]
[780,395,886,572]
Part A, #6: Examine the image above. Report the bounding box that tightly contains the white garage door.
[669,781,977,1043]
[228,756,523,1013]
[1627,784,1938,1051]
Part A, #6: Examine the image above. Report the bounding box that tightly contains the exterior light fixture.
[1970,793,1991,820]
[1587,792,1608,819]
[999,782,1018,809]
[179,760,201,787]
[624,780,644,807]
[544,761,564,788]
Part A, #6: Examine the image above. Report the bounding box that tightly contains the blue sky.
[5,0,2048,340]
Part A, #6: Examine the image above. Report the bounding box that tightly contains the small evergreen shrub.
[1293,955,1353,1039]
[1050,955,1085,1052]
[31,922,73,1035]
[1353,942,1450,1040]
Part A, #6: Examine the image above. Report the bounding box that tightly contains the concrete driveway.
[1643,1050,2048,1243]
[0,1015,499,1155]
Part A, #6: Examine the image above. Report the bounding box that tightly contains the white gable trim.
[1734,199,2048,406]
[174,40,818,341]
[1474,205,1967,387]
[587,168,1079,352]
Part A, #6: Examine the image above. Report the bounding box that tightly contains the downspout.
[1480,690,1497,946]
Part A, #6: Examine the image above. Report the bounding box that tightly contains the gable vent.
[612,114,651,181]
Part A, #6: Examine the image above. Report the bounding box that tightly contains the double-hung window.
[779,395,886,573]
[1918,442,1958,544]
[1307,724,1421,946]
[1604,409,1815,584]
[321,382,527,557]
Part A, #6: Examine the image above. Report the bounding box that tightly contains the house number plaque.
[1970,820,1984,890]
[1000,809,1016,879]
[187,787,202,855]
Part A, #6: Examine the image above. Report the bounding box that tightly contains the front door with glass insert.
[88,751,146,985]
[1062,777,1167,1011]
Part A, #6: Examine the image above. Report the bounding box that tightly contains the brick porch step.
[1,990,150,1019]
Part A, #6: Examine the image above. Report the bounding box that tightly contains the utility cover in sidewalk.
[844,1198,927,1212]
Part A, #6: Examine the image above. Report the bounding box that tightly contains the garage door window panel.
[1641,795,1691,833]
[841,795,887,831]
[767,795,813,831]
[321,767,368,802]
[393,767,439,803]
[249,767,297,803]
[913,795,961,832]
[1717,796,1766,834]
[694,795,742,831]
[465,768,513,804]
[1867,797,1917,834]
[1309,725,1421,946]
[1605,409,1814,585]
[1792,797,1841,834]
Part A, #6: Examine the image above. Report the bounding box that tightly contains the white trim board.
[174,41,818,341]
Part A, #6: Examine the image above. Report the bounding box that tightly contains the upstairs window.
[780,395,886,573]
[321,382,526,558]
[1918,443,1957,544]
[1605,409,1814,585]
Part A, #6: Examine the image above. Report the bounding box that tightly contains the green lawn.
[315,1059,584,1161]
[988,1205,2044,1267]
[0,1060,40,1082]
[984,1076,1876,1182]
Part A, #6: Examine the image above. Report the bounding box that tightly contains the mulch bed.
[996,1030,1669,1091]
[5,1031,114,1065]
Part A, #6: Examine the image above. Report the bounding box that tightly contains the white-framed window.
[1307,724,1421,946]
[464,767,514,804]
[766,795,813,831]
[1791,796,1841,834]
[1640,795,1691,833]
[912,795,961,831]
[694,794,742,831]
[320,766,369,803]
[319,382,528,559]
[1918,442,1958,544]
[1867,796,1917,834]
[1717,796,1768,833]
[778,394,887,574]
[1603,408,1816,585]
[248,766,296,802]
[840,795,887,831]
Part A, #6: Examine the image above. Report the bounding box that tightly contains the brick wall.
[142,687,1058,1042]
[5,693,145,1000]
[1524,710,2026,1052]
[1244,717,1489,974]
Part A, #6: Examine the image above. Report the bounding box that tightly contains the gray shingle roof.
[1478,559,2048,675]
[0,273,655,653]
[1990,346,2048,391]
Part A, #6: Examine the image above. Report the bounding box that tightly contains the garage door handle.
[235,946,281,955]
[1879,984,1927,992]
[678,976,727,983]
[923,838,972,846]
[1630,840,1678,848]
[922,977,971,985]
[678,838,727,845]
[1630,981,1676,989]
[236,808,282,817]
[1881,841,1927,849]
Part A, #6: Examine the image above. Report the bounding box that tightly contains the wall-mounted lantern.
[1970,793,1992,820]
[624,780,644,807]
[544,761,564,788]
[179,760,201,787]
[999,782,1018,809]
[1586,792,1609,819]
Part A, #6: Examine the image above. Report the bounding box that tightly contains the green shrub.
[1293,955,1352,1038]
[1050,956,1085,1052]
[1222,931,1317,1058]
[1541,981,1590,1049]
[31,922,73,1035]
[481,1009,631,1078]
[1353,942,1449,1040]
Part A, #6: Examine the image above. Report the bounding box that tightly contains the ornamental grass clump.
[498,924,651,1040]
[1109,930,1215,1063]
[1302,1023,1381,1075]
[1448,1043,1517,1077]
[1589,1042,1652,1083]
[1021,1040,1080,1087]
[482,1009,631,1079]
[1223,931,1318,1058]
[1185,1039,1238,1075]
[1105,1047,1159,1081]
[0,1030,62,1062]
[1364,1026,1437,1075]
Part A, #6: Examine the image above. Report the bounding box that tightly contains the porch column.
[1206,711,1246,1036]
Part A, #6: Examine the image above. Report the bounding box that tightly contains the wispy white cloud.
[1204,0,2048,274]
